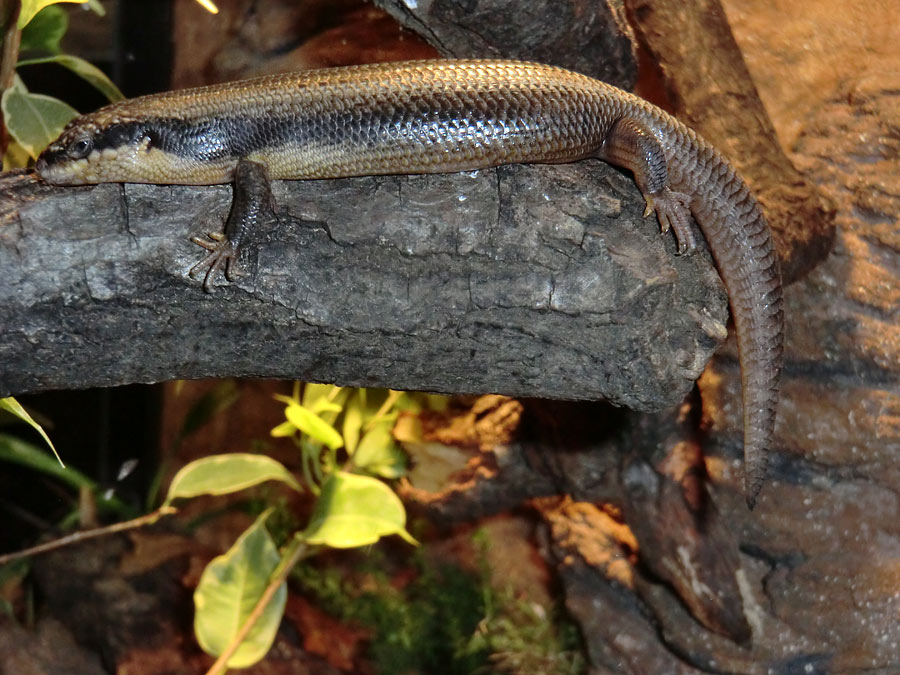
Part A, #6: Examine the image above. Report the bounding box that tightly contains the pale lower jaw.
[34,159,93,186]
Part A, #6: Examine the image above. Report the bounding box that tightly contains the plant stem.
[0,0,20,89]
[205,534,315,675]
[0,506,178,566]
[0,0,21,156]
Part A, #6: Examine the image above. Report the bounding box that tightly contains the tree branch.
[0,163,727,402]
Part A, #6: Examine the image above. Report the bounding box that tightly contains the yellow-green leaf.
[18,54,124,102]
[284,403,343,450]
[342,393,364,455]
[194,509,285,667]
[353,426,406,479]
[2,139,31,170]
[421,393,451,412]
[0,397,62,466]
[19,5,67,53]
[270,421,296,438]
[0,433,88,488]
[303,471,416,548]
[300,383,336,409]
[300,383,349,424]
[18,0,87,29]
[164,453,302,506]
[312,400,343,415]
[1,75,77,158]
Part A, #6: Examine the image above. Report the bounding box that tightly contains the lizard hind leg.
[599,117,697,254]
[646,187,697,255]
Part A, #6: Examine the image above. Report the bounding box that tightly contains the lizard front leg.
[190,158,277,292]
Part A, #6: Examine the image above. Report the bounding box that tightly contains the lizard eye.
[67,137,93,159]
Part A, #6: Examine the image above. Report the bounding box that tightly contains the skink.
[34,59,783,507]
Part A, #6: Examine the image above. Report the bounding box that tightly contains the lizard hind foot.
[646,188,696,255]
[189,231,242,293]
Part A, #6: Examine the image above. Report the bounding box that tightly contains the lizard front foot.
[189,232,243,293]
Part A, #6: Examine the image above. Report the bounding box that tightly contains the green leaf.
[194,509,286,667]
[164,453,302,506]
[303,471,416,548]
[353,426,406,479]
[392,391,423,412]
[342,392,364,455]
[360,388,388,418]
[1,75,77,158]
[0,397,62,466]
[301,383,337,410]
[2,139,31,170]
[427,393,451,411]
[18,54,124,102]
[301,383,349,424]
[19,5,67,53]
[0,433,89,490]
[270,421,296,438]
[312,400,343,415]
[0,433,133,518]
[18,0,87,29]
[283,403,344,451]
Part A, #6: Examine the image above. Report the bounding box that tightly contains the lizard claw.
[189,231,242,292]
[645,187,695,254]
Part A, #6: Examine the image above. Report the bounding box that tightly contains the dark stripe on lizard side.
[95,91,607,167]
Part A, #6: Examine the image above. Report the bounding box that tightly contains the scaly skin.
[35,59,783,506]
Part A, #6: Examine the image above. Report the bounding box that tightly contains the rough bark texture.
[399,396,773,669]
[0,163,726,403]
[373,0,637,89]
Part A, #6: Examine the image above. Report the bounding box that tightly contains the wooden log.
[0,163,726,402]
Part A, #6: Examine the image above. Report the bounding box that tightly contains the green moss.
[293,537,586,675]
[295,553,490,674]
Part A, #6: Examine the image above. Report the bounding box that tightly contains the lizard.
[34,59,784,507]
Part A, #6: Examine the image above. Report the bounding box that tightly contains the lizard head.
[35,113,156,185]
[35,106,234,186]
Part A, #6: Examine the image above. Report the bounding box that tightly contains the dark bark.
[0,163,726,401]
